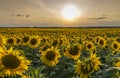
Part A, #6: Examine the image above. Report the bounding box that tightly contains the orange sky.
[0,0,120,27]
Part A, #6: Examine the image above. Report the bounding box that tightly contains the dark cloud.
[11,14,30,17]
[88,16,107,20]
[16,14,23,17]
[25,15,30,17]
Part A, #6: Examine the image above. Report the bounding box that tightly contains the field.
[0,27,120,78]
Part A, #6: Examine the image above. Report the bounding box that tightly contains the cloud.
[11,14,30,17]
[26,15,30,17]
[88,16,107,20]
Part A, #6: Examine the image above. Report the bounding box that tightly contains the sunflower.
[75,60,90,78]
[84,41,95,51]
[51,39,59,47]
[58,37,68,46]
[75,53,101,78]
[111,41,120,51]
[78,37,83,44]
[21,35,30,46]
[41,36,50,43]
[40,47,61,66]
[98,37,106,48]
[89,53,102,71]
[28,35,40,48]
[14,36,22,46]
[64,44,82,60]
[0,47,31,77]
[5,37,16,46]
[69,38,75,43]
[95,36,102,44]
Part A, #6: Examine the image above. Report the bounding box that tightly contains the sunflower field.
[0,28,120,78]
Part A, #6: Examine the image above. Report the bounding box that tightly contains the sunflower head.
[16,38,21,44]
[89,53,102,71]
[85,41,95,51]
[75,53,102,78]
[59,39,64,45]
[98,37,106,48]
[112,41,120,51]
[14,37,22,46]
[23,37,29,43]
[74,60,90,78]
[22,35,30,46]
[40,47,61,66]
[78,38,83,44]
[64,44,82,60]
[95,36,101,43]
[41,36,49,43]
[52,39,59,47]
[59,37,68,46]
[28,35,40,48]
[0,47,31,77]
[5,37,16,46]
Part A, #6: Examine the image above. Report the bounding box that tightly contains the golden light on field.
[61,5,79,20]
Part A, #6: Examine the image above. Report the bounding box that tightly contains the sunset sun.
[61,5,79,20]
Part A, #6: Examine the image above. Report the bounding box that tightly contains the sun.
[61,5,79,20]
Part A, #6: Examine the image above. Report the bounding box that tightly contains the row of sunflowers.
[0,28,119,78]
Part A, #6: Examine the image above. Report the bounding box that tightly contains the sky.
[0,0,120,27]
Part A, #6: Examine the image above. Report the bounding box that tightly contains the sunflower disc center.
[7,38,14,44]
[87,44,92,49]
[2,55,21,69]
[30,38,37,45]
[69,46,79,55]
[23,37,29,43]
[17,38,20,43]
[113,43,118,49]
[96,38,99,42]
[99,40,104,45]
[52,40,58,46]
[46,51,56,61]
